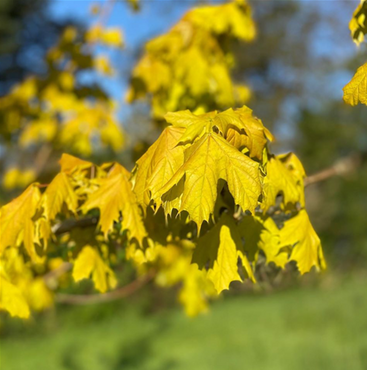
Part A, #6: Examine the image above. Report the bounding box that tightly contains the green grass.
[1,275,367,370]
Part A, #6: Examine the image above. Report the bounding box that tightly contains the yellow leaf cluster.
[0,248,53,319]
[133,106,277,231]
[0,102,324,318]
[0,24,124,176]
[126,0,255,118]
[344,1,367,106]
[153,242,216,317]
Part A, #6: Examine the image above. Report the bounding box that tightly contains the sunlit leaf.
[343,63,367,106]
[73,245,117,293]
[157,132,261,230]
[279,210,326,274]
[82,164,147,244]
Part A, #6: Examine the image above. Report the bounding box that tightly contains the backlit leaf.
[0,275,30,319]
[41,172,78,220]
[132,126,186,208]
[343,63,367,106]
[279,210,326,274]
[73,246,117,293]
[193,214,255,294]
[82,164,147,244]
[157,132,261,230]
[0,184,41,260]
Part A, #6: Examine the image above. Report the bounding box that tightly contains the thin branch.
[55,272,155,305]
[304,152,363,187]
[52,217,99,235]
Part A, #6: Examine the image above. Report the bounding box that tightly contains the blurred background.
[1,0,367,369]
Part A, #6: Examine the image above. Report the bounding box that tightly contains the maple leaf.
[262,155,303,211]
[279,210,326,274]
[59,153,93,174]
[165,106,274,160]
[41,172,78,220]
[349,0,367,45]
[82,163,147,244]
[0,184,41,261]
[0,275,30,319]
[193,214,255,294]
[132,126,186,208]
[214,106,274,159]
[73,246,117,293]
[157,132,261,230]
[343,63,367,106]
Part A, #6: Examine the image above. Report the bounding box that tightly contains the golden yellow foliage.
[127,0,255,118]
[73,246,117,293]
[0,184,41,259]
[0,104,323,318]
[279,210,326,274]
[82,164,147,244]
[193,215,255,294]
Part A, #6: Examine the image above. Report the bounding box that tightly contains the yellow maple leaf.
[132,126,186,208]
[279,210,326,275]
[349,0,367,45]
[157,132,261,230]
[343,63,367,106]
[73,245,117,293]
[165,106,273,160]
[41,172,78,220]
[257,217,288,269]
[0,184,41,260]
[193,214,255,294]
[82,164,147,244]
[0,275,30,318]
[262,155,303,211]
[59,153,93,174]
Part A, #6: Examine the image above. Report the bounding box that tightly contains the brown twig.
[304,152,363,187]
[52,217,99,235]
[55,272,155,305]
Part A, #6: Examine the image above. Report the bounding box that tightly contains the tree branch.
[52,217,99,235]
[55,272,155,305]
[304,152,364,187]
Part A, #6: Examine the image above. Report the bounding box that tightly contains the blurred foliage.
[127,0,254,120]
[0,23,124,192]
[0,0,76,95]
[297,101,367,265]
